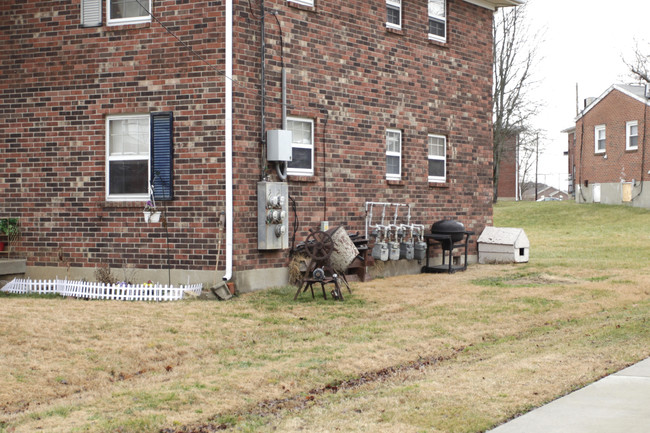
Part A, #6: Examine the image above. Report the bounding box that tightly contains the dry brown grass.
[1,201,650,433]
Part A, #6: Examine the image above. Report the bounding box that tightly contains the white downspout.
[223,0,233,282]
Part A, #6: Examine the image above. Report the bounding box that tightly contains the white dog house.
[478,227,529,264]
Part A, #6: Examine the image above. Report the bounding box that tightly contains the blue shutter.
[81,0,102,27]
[150,112,174,201]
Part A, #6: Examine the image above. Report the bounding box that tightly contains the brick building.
[1,0,520,292]
[566,84,650,207]
[496,134,518,200]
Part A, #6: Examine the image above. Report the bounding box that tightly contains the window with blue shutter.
[150,112,174,201]
[81,0,102,27]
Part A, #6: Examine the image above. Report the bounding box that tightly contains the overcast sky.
[522,0,650,191]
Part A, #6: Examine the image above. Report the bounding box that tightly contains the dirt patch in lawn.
[473,271,579,288]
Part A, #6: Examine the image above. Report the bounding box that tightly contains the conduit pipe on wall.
[223,0,233,282]
[276,66,288,180]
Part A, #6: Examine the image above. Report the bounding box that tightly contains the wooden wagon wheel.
[304,230,334,262]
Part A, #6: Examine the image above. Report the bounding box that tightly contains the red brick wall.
[1,0,227,271]
[232,0,495,271]
[574,89,647,187]
[2,0,495,279]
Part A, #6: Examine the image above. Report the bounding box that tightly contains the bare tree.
[517,130,540,200]
[492,3,540,203]
[625,40,650,84]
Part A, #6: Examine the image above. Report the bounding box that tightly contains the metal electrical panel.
[267,130,293,162]
[258,181,289,250]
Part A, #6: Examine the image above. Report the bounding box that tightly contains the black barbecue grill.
[421,219,474,274]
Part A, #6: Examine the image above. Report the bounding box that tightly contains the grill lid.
[431,219,465,234]
[431,219,466,243]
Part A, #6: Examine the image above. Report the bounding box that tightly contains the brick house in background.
[1,0,520,292]
[496,134,518,200]
[565,84,650,207]
[520,184,568,201]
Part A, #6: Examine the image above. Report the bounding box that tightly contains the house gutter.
[223,0,233,282]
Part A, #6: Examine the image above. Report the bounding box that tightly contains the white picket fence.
[1,278,203,302]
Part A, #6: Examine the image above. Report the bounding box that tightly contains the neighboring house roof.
[576,84,650,121]
[464,0,523,10]
[561,126,575,134]
[538,186,567,198]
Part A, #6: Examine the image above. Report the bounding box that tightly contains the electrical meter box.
[258,181,289,250]
[267,130,293,162]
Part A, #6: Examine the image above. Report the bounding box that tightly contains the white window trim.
[428,134,446,183]
[107,0,152,26]
[626,120,639,150]
[106,114,150,201]
[288,0,314,6]
[428,0,447,43]
[594,125,606,154]
[287,116,314,177]
[386,128,402,181]
[386,0,402,30]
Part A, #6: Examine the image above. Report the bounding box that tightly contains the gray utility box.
[257,181,289,250]
[478,227,529,264]
[267,130,292,162]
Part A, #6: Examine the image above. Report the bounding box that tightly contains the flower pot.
[143,211,161,223]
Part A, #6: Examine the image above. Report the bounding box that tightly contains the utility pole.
[535,133,539,201]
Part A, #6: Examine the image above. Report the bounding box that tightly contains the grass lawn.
[1,201,650,433]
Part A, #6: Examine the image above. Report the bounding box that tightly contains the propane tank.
[414,241,427,261]
[388,241,400,261]
[400,242,415,260]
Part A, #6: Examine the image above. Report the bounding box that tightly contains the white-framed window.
[428,134,446,182]
[288,0,314,6]
[386,0,402,29]
[287,117,314,176]
[386,129,402,180]
[428,0,446,43]
[594,125,606,154]
[107,0,151,26]
[626,120,639,150]
[106,114,150,200]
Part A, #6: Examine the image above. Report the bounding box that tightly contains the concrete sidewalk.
[488,357,650,433]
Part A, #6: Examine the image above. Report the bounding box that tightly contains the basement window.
[428,0,446,43]
[386,129,402,181]
[386,0,402,30]
[107,0,151,26]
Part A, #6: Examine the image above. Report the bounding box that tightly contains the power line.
[130,0,336,185]
[133,0,256,97]
[131,0,325,115]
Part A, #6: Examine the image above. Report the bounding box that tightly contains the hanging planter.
[143,211,161,223]
[143,191,161,223]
